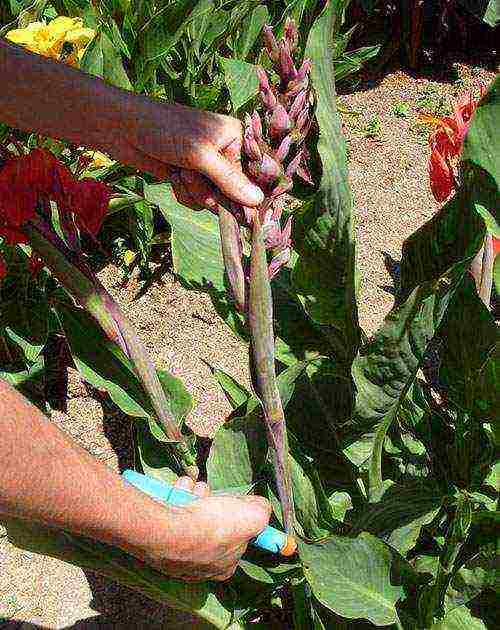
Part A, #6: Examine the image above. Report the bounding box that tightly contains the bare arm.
[0,38,263,206]
[0,379,270,581]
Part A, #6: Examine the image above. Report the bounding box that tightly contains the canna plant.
[1,2,499,630]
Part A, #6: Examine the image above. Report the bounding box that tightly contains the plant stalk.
[248,212,294,534]
[218,204,246,312]
[26,219,198,479]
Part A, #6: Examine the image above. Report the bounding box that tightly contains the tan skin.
[0,39,269,582]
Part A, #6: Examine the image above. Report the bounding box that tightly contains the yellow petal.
[64,27,95,47]
[46,16,83,39]
[84,150,115,169]
[5,27,36,45]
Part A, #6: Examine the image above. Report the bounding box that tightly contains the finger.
[174,477,196,492]
[212,565,238,582]
[193,481,210,498]
[197,148,263,207]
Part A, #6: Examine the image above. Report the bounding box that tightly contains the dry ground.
[0,59,496,629]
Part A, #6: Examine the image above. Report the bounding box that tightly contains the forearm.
[0,379,178,558]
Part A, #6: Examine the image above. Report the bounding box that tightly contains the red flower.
[68,178,113,236]
[493,237,500,259]
[29,255,44,276]
[425,89,483,203]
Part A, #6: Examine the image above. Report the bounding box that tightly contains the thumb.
[236,495,272,539]
[198,149,263,207]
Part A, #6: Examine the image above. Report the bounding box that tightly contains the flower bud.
[263,24,279,62]
[268,247,291,280]
[270,177,293,198]
[276,134,293,162]
[289,89,308,120]
[296,59,312,82]
[285,149,303,179]
[251,111,263,142]
[295,105,311,133]
[248,154,282,186]
[284,18,299,52]
[243,119,262,162]
[269,103,292,139]
[279,41,297,82]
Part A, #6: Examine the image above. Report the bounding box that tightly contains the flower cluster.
[6,16,95,67]
[241,18,313,279]
[0,148,112,277]
[423,90,482,203]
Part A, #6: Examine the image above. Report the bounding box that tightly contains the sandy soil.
[0,59,496,629]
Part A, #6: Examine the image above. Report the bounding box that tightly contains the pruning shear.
[122,470,296,557]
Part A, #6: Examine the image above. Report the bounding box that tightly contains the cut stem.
[248,212,294,533]
[26,219,198,479]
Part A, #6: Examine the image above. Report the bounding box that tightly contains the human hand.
[137,477,271,582]
[115,98,263,210]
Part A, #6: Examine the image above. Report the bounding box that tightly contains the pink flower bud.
[243,126,262,162]
[284,18,299,52]
[279,41,297,82]
[285,149,303,179]
[295,105,310,133]
[256,67,271,92]
[275,134,293,162]
[268,247,291,280]
[251,111,263,142]
[289,89,308,120]
[297,164,314,185]
[269,103,292,138]
[270,177,293,198]
[263,25,279,62]
[296,59,312,82]
[248,154,282,186]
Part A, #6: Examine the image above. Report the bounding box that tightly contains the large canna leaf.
[348,273,462,501]
[438,277,499,421]
[292,1,361,365]
[299,533,407,626]
[2,516,239,629]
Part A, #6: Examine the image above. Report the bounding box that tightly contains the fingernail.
[244,183,264,205]
[175,477,195,491]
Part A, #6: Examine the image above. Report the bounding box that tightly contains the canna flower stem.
[25,219,199,479]
[218,204,247,313]
[248,212,294,534]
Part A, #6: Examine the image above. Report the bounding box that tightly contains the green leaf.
[81,31,132,90]
[218,56,259,112]
[334,45,381,83]
[234,5,269,59]
[457,0,500,27]
[135,419,179,485]
[350,276,461,501]
[2,516,235,629]
[431,603,487,629]
[144,183,226,292]
[129,199,154,267]
[351,480,443,556]
[438,277,499,421]
[56,303,152,418]
[300,533,404,626]
[292,2,361,364]
[211,367,252,410]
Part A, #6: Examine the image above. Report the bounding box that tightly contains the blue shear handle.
[122,470,288,555]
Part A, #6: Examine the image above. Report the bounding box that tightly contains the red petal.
[429,147,454,203]
[70,179,113,236]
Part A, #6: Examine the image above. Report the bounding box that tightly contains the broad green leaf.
[211,367,252,410]
[2,516,236,629]
[234,5,269,59]
[207,413,267,492]
[461,75,499,236]
[0,358,46,410]
[438,277,499,421]
[56,302,151,418]
[457,0,500,27]
[144,183,226,292]
[431,604,487,629]
[218,56,259,112]
[81,31,132,90]
[207,362,308,491]
[292,2,361,363]
[129,199,154,267]
[135,419,179,485]
[351,481,443,556]
[334,45,381,83]
[300,533,404,626]
[350,276,461,501]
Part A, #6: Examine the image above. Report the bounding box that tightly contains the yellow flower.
[83,150,115,169]
[6,16,95,67]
